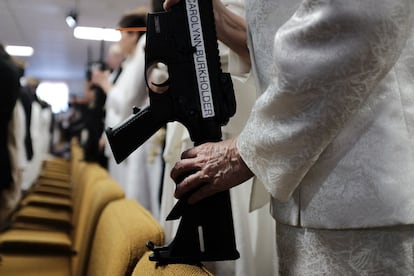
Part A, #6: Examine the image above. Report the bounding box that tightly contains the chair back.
[86,199,164,276]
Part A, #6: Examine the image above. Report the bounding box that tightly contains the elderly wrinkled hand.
[171,138,254,204]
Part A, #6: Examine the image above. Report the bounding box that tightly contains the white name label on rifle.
[186,0,215,118]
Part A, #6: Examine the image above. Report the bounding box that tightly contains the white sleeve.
[237,0,413,201]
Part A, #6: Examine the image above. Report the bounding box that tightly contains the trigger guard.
[151,79,170,88]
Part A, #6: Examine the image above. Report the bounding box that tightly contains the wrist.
[232,138,254,181]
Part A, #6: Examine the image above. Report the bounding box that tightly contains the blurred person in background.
[88,43,125,168]
[0,44,21,225]
[91,7,165,219]
[20,76,53,191]
[82,61,109,167]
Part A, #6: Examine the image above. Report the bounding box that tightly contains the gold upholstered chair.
[0,175,125,276]
[132,251,214,276]
[85,199,164,276]
[0,164,123,256]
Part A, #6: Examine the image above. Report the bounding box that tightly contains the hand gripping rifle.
[105,0,240,265]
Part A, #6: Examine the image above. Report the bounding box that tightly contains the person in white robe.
[0,49,23,225]
[93,8,164,219]
[164,0,414,274]
[5,99,26,212]
[21,78,53,191]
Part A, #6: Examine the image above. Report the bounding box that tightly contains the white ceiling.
[0,0,150,95]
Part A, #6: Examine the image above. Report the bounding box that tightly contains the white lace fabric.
[277,222,414,275]
[237,0,414,229]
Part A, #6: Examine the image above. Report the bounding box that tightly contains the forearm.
[213,0,250,66]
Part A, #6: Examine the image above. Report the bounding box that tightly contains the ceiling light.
[5,45,34,56]
[66,10,78,28]
[73,26,121,42]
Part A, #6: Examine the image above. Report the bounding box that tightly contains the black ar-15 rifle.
[105,0,240,264]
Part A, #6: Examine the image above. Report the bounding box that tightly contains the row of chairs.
[0,139,213,275]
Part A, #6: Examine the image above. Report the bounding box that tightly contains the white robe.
[3,100,26,213]
[239,0,414,230]
[105,36,147,187]
[105,35,163,219]
[21,102,52,190]
[236,0,414,274]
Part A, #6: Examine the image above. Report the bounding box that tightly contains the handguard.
[105,0,240,264]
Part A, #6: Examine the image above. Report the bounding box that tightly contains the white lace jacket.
[237,0,414,229]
